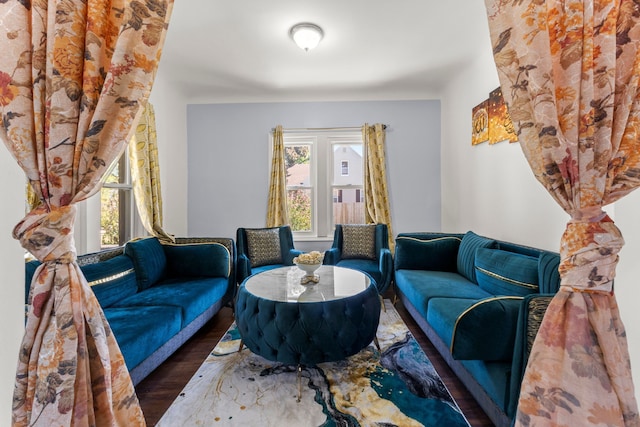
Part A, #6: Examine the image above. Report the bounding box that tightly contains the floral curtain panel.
[267,125,289,227]
[484,0,639,425]
[0,1,173,425]
[363,123,394,251]
[129,102,174,243]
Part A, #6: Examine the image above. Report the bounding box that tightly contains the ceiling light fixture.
[290,23,324,52]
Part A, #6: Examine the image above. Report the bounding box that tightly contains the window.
[100,153,136,248]
[282,130,365,239]
[341,161,349,176]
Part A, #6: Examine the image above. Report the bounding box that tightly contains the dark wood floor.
[136,299,495,426]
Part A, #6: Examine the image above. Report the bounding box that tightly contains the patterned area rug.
[157,300,470,427]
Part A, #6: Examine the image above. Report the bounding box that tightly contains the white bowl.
[295,262,321,277]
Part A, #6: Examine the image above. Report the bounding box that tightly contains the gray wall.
[186,100,441,245]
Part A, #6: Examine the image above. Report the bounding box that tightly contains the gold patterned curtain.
[484,1,639,425]
[266,125,289,227]
[0,1,173,426]
[129,102,174,243]
[363,123,394,251]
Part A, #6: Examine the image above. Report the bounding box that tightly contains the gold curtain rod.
[272,124,387,132]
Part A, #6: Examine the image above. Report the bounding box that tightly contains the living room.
[1,0,639,425]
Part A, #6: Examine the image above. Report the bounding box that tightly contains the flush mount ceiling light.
[290,23,324,51]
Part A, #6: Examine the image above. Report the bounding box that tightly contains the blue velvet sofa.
[25,236,236,385]
[394,231,560,427]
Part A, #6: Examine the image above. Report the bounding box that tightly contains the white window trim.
[274,130,364,240]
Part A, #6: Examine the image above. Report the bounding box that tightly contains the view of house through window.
[283,130,364,238]
[100,153,135,248]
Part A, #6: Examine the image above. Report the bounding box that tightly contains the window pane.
[287,188,312,232]
[105,155,127,184]
[333,144,362,185]
[101,188,121,247]
[332,188,364,224]
[285,145,310,186]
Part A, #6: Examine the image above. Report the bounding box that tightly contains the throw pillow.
[341,224,377,260]
[124,237,167,290]
[395,236,461,271]
[245,228,283,267]
[456,231,497,283]
[474,248,539,296]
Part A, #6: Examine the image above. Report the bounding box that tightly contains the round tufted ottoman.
[235,266,381,367]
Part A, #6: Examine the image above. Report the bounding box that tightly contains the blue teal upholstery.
[394,231,561,427]
[456,231,498,283]
[124,237,167,290]
[235,281,381,365]
[82,255,137,308]
[474,248,539,296]
[324,224,393,294]
[24,237,236,385]
[104,305,182,371]
[236,226,302,284]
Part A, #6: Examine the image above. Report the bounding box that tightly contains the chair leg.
[297,365,302,402]
[373,336,381,352]
[237,340,244,353]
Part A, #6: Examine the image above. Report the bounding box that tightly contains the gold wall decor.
[488,87,518,144]
[471,99,489,145]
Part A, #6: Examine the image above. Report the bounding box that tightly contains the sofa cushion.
[341,224,376,260]
[336,259,381,286]
[394,270,491,320]
[104,305,182,370]
[456,231,497,283]
[81,255,137,308]
[164,243,230,279]
[115,277,229,326]
[395,236,461,271]
[474,248,539,297]
[427,296,522,361]
[124,237,167,290]
[245,228,283,267]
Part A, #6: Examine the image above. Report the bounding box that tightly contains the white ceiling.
[158,1,491,103]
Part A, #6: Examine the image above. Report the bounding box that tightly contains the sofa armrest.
[323,247,340,265]
[395,233,462,271]
[236,254,251,284]
[451,296,523,361]
[284,248,303,265]
[506,293,554,416]
[378,248,393,294]
[163,242,231,279]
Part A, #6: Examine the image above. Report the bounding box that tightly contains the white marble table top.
[244,265,371,303]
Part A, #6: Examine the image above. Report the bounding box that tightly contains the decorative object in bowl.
[293,251,324,284]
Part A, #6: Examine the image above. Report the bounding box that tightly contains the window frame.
[279,130,365,240]
[100,152,141,249]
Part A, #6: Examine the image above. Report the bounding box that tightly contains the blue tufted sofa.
[25,236,236,385]
[394,231,560,427]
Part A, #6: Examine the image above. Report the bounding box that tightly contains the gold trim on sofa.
[87,269,135,287]
[396,236,462,243]
[450,296,524,354]
[475,266,539,290]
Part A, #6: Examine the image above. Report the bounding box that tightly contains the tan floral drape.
[485,1,639,425]
[129,102,174,243]
[266,125,289,227]
[0,1,173,426]
[363,123,394,251]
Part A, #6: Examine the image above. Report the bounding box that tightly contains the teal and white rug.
[157,300,470,427]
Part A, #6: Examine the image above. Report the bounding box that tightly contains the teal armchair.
[236,225,302,284]
[324,224,393,294]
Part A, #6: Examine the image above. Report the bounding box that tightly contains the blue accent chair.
[236,225,302,284]
[323,223,393,295]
